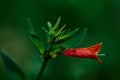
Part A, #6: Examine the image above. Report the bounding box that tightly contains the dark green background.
[0,0,120,80]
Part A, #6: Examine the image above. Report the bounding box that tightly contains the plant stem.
[36,55,50,80]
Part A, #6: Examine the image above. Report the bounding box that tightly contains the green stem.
[36,55,50,80]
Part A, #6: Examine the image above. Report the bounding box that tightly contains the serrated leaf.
[62,28,87,48]
[0,50,25,80]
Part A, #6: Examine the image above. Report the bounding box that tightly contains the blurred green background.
[0,0,120,80]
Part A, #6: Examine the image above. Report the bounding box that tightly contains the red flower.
[64,43,103,63]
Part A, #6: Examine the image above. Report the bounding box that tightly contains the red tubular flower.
[64,43,103,63]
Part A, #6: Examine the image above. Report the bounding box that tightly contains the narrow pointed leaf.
[42,27,49,35]
[47,21,52,32]
[27,18,37,35]
[54,17,61,30]
[27,19,45,53]
[27,18,40,41]
[31,36,45,54]
[56,24,66,36]
[37,28,48,49]
[63,28,87,48]
[0,50,25,80]
[52,17,61,34]
[55,29,66,42]
[61,28,79,39]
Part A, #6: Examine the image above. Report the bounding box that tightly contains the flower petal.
[64,43,102,63]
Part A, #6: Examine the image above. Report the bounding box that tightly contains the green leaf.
[54,17,61,30]
[61,28,79,40]
[47,21,52,33]
[31,35,45,54]
[27,18,39,41]
[27,18,45,53]
[55,24,66,36]
[55,28,66,41]
[52,17,61,35]
[62,28,87,48]
[27,18,37,35]
[37,28,48,50]
[42,27,49,35]
[0,50,25,80]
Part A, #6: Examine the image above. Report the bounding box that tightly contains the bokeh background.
[0,0,120,80]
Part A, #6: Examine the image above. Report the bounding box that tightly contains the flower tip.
[98,58,102,64]
[97,54,105,56]
[96,42,102,46]
[98,42,102,45]
[97,53,105,64]
[96,56,102,64]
